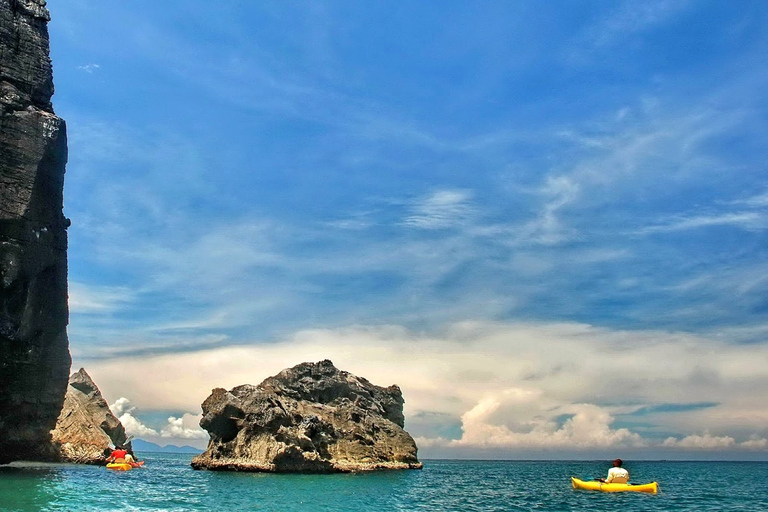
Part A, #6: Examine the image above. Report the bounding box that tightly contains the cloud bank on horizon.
[47,0,768,456]
[88,322,768,456]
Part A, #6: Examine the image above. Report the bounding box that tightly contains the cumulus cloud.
[450,394,644,449]
[110,397,134,417]
[741,437,768,449]
[110,397,159,438]
[161,414,209,440]
[663,433,735,449]
[85,321,768,456]
[109,397,206,444]
[663,433,768,451]
[412,385,647,452]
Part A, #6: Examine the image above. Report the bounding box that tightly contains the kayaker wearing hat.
[600,459,629,483]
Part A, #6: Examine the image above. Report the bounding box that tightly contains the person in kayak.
[600,458,629,483]
[107,446,128,463]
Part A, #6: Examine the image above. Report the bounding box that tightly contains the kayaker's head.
[613,458,623,467]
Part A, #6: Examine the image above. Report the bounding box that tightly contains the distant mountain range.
[132,438,203,454]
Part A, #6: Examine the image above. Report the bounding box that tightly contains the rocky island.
[51,368,133,464]
[0,0,71,464]
[191,360,422,472]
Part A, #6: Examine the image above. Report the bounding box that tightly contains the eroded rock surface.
[50,369,132,464]
[191,360,422,472]
[0,0,71,464]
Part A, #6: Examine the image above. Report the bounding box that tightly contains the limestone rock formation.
[50,369,132,464]
[0,0,71,464]
[191,360,422,472]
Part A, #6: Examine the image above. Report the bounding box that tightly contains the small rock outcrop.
[50,369,132,464]
[0,0,71,464]
[191,360,422,472]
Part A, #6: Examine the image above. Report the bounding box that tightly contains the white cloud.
[590,0,691,48]
[85,321,768,456]
[741,437,768,449]
[64,85,768,357]
[448,393,644,450]
[69,282,135,314]
[108,397,206,445]
[110,397,135,417]
[662,432,768,451]
[514,176,579,246]
[403,189,474,230]
[77,63,100,73]
[736,191,768,208]
[635,189,768,235]
[119,412,160,438]
[109,397,159,438]
[161,414,208,440]
[663,433,736,449]
[637,211,767,234]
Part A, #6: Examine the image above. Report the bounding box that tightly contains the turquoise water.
[1,455,766,511]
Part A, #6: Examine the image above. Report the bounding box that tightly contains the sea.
[1,455,766,511]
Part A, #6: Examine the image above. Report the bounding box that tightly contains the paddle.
[106,435,136,463]
[107,434,135,450]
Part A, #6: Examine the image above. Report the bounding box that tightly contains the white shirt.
[606,467,629,483]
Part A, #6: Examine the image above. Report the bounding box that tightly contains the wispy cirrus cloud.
[51,0,768,459]
[512,176,580,246]
[62,83,768,357]
[597,0,691,42]
[637,211,768,234]
[76,63,100,73]
[403,189,475,230]
[733,190,768,208]
[633,186,768,234]
[573,0,693,54]
[68,282,136,314]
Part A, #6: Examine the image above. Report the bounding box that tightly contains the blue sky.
[47,1,768,457]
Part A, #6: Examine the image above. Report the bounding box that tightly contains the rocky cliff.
[0,0,71,463]
[191,360,422,472]
[51,369,132,464]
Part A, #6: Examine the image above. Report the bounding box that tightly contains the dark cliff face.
[0,0,71,463]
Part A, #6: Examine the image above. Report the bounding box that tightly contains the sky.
[46,0,768,458]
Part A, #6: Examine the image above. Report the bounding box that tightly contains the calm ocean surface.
[1,455,766,511]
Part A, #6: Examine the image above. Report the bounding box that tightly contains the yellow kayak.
[106,462,133,471]
[571,477,658,494]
